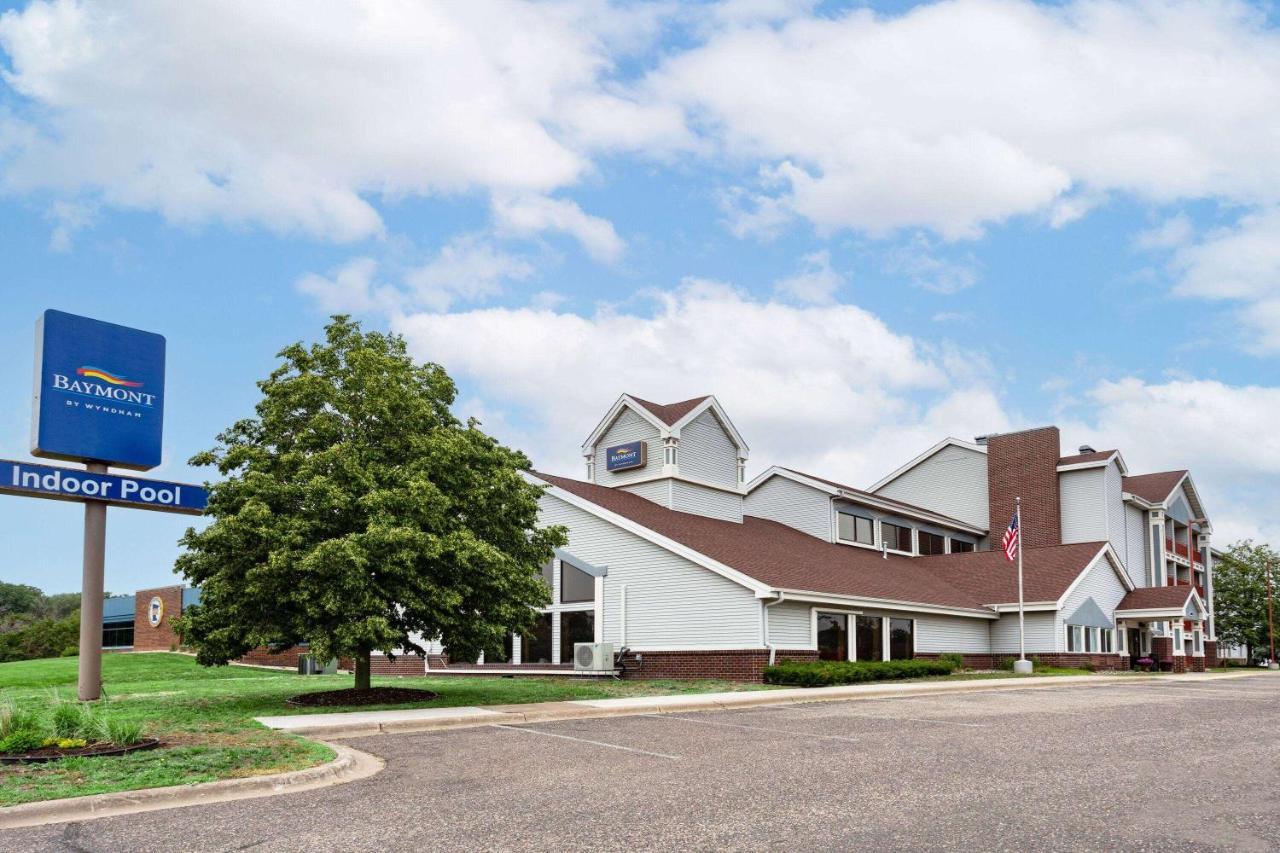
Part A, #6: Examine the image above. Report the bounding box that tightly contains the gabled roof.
[911,542,1122,605]
[1122,471,1189,505]
[581,394,749,457]
[628,395,710,426]
[1115,585,1201,613]
[1058,449,1117,466]
[533,472,1112,616]
[867,437,987,493]
[750,466,985,534]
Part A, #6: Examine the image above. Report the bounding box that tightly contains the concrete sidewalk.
[255,670,1264,739]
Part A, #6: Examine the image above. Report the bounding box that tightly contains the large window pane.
[838,513,874,545]
[855,615,882,662]
[522,613,553,664]
[559,611,595,664]
[817,613,849,661]
[918,531,945,555]
[949,539,975,554]
[889,618,914,660]
[540,559,555,590]
[560,561,595,603]
[882,522,912,553]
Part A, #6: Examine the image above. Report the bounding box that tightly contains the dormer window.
[837,512,875,545]
[918,531,945,555]
[881,521,913,553]
[950,539,975,554]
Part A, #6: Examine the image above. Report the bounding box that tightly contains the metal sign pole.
[77,462,108,701]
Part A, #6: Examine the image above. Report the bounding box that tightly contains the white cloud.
[645,0,1280,239]
[492,194,624,263]
[394,279,1009,483]
[0,0,669,242]
[773,249,843,304]
[883,237,979,295]
[403,237,534,313]
[1062,377,1280,546]
[1135,213,1194,252]
[296,257,398,315]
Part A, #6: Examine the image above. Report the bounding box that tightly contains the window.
[558,611,595,664]
[1195,631,1203,654]
[817,613,849,661]
[539,559,555,590]
[1085,627,1098,653]
[856,615,883,662]
[102,625,133,648]
[1066,625,1083,652]
[881,521,912,553]
[950,539,975,554]
[918,531,945,556]
[560,560,595,603]
[837,512,874,545]
[1100,629,1113,654]
[522,613,553,664]
[889,618,914,660]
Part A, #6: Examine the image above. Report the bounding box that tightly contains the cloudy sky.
[1,0,1278,593]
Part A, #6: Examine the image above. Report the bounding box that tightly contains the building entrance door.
[1128,628,1142,666]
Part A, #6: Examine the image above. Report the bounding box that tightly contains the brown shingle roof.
[912,542,1111,604]
[1116,586,1196,611]
[1122,471,1187,504]
[534,472,1105,612]
[1058,450,1117,466]
[777,468,981,531]
[627,395,710,426]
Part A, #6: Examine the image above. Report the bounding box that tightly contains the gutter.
[761,591,786,665]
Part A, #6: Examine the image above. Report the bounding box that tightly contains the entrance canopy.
[1114,585,1206,622]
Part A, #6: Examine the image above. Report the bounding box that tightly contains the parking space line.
[643,713,862,743]
[489,724,679,760]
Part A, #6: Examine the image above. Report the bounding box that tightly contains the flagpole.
[1014,496,1032,674]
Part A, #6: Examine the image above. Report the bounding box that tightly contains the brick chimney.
[986,426,1062,548]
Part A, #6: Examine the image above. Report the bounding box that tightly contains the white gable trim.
[1053,543,1134,607]
[580,394,670,454]
[528,473,773,596]
[868,437,987,493]
[668,396,750,457]
[1115,587,1206,620]
[772,589,998,619]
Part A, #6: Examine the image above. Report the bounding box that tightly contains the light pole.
[1268,556,1277,670]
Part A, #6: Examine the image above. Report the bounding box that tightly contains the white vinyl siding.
[1056,554,1128,650]
[678,409,740,489]
[914,614,990,653]
[990,611,1058,654]
[618,478,671,507]
[670,480,744,523]
[539,493,762,650]
[593,407,661,486]
[744,475,831,540]
[766,600,816,649]
[1059,468,1107,543]
[1123,503,1147,588]
[1104,462,1126,560]
[874,443,988,529]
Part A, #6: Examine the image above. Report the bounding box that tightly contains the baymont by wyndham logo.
[610,448,638,463]
[51,365,158,408]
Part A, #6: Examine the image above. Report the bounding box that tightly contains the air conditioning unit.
[574,642,615,672]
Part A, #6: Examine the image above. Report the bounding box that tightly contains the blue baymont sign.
[605,440,647,472]
[32,310,166,470]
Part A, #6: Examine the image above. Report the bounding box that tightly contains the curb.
[0,741,384,830]
[267,670,1267,740]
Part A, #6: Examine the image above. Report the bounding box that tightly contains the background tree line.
[0,582,99,663]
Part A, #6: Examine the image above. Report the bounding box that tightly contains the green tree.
[1213,540,1278,660]
[174,317,562,689]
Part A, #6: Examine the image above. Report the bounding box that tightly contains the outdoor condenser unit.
[298,655,337,675]
[573,642,615,672]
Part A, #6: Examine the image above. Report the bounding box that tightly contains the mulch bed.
[0,738,161,764]
[285,687,438,708]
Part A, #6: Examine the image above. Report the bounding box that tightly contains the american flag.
[1001,509,1020,562]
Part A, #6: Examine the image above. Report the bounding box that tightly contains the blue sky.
[2,0,1279,594]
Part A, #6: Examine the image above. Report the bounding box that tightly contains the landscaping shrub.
[51,700,84,739]
[997,657,1016,671]
[938,653,964,671]
[106,719,144,747]
[0,728,46,754]
[763,658,957,687]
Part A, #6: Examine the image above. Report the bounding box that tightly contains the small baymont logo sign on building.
[605,440,647,472]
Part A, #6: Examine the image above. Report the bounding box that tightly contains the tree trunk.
[355,649,371,691]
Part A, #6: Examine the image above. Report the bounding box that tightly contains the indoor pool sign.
[32,309,166,470]
[605,440,647,473]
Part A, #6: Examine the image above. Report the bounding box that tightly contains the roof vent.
[974,435,989,446]
[1078,444,1096,455]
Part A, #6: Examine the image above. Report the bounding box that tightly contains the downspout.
[762,591,786,665]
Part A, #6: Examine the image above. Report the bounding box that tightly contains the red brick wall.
[623,649,819,682]
[1204,640,1218,668]
[238,646,310,668]
[916,652,1130,671]
[370,655,426,676]
[132,585,185,651]
[986,427,1062,548]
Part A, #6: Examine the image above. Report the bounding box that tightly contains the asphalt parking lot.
[6,674,1279,851]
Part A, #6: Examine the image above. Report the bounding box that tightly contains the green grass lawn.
[0,653,772,806]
